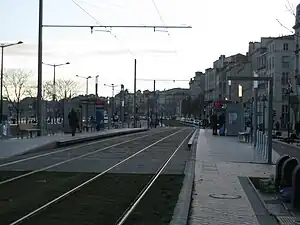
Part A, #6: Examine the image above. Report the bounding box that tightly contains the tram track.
[9,128,192,225]
[0,128,174,185]
[0,128,190,225]
[0,129,158,168]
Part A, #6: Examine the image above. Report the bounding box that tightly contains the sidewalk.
[189,129,277,225]
[0,128,147,159]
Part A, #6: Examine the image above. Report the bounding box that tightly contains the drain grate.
[277,216,295,225]
[209,193,241,199]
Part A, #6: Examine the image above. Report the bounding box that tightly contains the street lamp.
[42,62,70,101]
[228,80,232,100]
[104,83,121,119]
[95,75,99,96]
[76,75,92,95]
[260,94,267,133]
[285,81,293,138]
[0,41,23,126]
[76,75,92,132]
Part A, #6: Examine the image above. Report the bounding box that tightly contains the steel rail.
[0,129,170,185]
[0,129,153,168]
[115,130,193,225]
[9,129,185,225]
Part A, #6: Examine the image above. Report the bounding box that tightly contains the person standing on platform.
[211,112,218,135]
[68,108,79,136]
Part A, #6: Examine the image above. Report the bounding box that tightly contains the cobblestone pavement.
[189,129,275,225]
[0,127,193,175]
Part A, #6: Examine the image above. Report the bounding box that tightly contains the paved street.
[189,129,276,225]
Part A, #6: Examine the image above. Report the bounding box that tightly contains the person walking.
[211,112,218,135]
[68,108,79,136]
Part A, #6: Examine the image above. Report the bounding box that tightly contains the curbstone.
[57,128,148,148]
[17,141,58,156]
[15,128,148,157]
[169,129,198,225]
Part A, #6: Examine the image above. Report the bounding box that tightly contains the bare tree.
[43,79,81,100]
[3,69,33,123]
[285,0,296,17]
[276,0,297,33]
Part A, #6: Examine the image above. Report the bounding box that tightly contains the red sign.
[213,100,223,110]
[96,101,105,105]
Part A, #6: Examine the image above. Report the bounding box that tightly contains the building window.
[282,56,290,68]
[281,72,289,85]
[283,43,289,51]
[272,57,275,69]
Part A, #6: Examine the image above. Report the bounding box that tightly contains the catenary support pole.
[133,59,137,128]
[37,0,43,136]
[267,79,273,164]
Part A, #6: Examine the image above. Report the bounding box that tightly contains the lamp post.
[95,75,99,96]
[104,83,121,117]
[285,80,293,138]
[228,80,232,101]
[238,84,243,102]
[76,75,92,95]
[0,41,23,126]
[120,84,125,125]
[76,75,92,131]
[253,72,258,147]
[42,62,70,101]
[260,94,267,134]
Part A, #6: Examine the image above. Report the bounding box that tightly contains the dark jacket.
[68,110,79,128]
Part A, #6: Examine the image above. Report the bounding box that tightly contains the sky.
[0,0,298,97]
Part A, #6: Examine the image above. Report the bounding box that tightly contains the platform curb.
[57,128,148,147]
[169,129,198,225]
[15,128,148,157]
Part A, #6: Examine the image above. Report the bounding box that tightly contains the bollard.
[255,130,258,149]
[256,131,259,150]
[281,157,299,188]
[259,131,262,152]
[275,155,290,191]
[263,134,268,159]
[292,164,300,209]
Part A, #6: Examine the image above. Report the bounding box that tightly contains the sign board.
[225,103,245,136]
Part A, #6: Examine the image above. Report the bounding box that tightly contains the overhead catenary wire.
[71,0,134,57]
[150,0,177,54]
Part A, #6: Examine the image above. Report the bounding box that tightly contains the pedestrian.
[295,121,300,137]
[211,112,218,135]
[68,108,79,136]
[275,121,280,131]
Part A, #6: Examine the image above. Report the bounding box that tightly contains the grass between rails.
[0,171,183,225]
[123,174,184,225]
[0,170,96,225]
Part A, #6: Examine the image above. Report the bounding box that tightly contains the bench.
[19,123,40,139]
[238,127,251,143]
